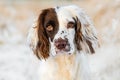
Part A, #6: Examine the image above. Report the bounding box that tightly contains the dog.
[28,5,99,80]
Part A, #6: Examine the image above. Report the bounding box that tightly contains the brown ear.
[74,17,82,51]
[35,9,51,59]
[65,5,99,54]
[74,16,99,54]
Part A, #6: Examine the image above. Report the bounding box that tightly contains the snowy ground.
[0,43,41,80]
[0,0,120,80]
[89,44,120,80]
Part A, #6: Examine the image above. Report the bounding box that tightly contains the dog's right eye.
[46,25,53,31]
[67,21,75,28]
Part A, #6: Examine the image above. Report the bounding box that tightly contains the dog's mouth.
[55,44,70,53]
[54,38,71,53]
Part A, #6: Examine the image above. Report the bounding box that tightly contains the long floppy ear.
[69,5,99,54]
[27,9,50,59]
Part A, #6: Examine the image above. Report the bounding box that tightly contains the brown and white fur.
[28,5,99,80]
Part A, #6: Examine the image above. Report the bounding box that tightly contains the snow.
[89,44,120,80]
[0,44,38,80]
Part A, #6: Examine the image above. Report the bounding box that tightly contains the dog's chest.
[38,54,80,80]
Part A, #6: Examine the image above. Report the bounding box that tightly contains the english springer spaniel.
[28,5,99,80]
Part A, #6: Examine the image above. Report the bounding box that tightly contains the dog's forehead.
[55,7,75,28]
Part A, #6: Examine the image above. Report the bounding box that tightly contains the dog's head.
[28,5,99,59]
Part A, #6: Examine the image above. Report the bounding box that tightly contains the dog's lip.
[55,44,70,53]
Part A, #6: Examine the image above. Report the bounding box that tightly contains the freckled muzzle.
[54,38,70,52]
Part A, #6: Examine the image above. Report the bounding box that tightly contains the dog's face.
[49,8,77,55]
[28,5,99,59]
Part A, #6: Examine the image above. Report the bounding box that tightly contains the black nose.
[55,38,68,50]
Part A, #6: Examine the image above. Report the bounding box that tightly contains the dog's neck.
[38,53,89,80]
[52,54,76,80]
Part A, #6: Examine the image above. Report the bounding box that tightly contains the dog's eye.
[67,22,75,28]
[46,25,53,31]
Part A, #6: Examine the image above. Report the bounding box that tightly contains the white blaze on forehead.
[55,6,75,28]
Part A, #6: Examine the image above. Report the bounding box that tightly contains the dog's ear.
[69,5,99,54]
[27,9,50,59]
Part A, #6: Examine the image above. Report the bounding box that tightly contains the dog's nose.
[55,38,68,50]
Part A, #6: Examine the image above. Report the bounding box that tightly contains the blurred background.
[0,0,120,80]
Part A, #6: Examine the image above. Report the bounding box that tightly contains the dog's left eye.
[67,22,75,28]
[46,25,53,31]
